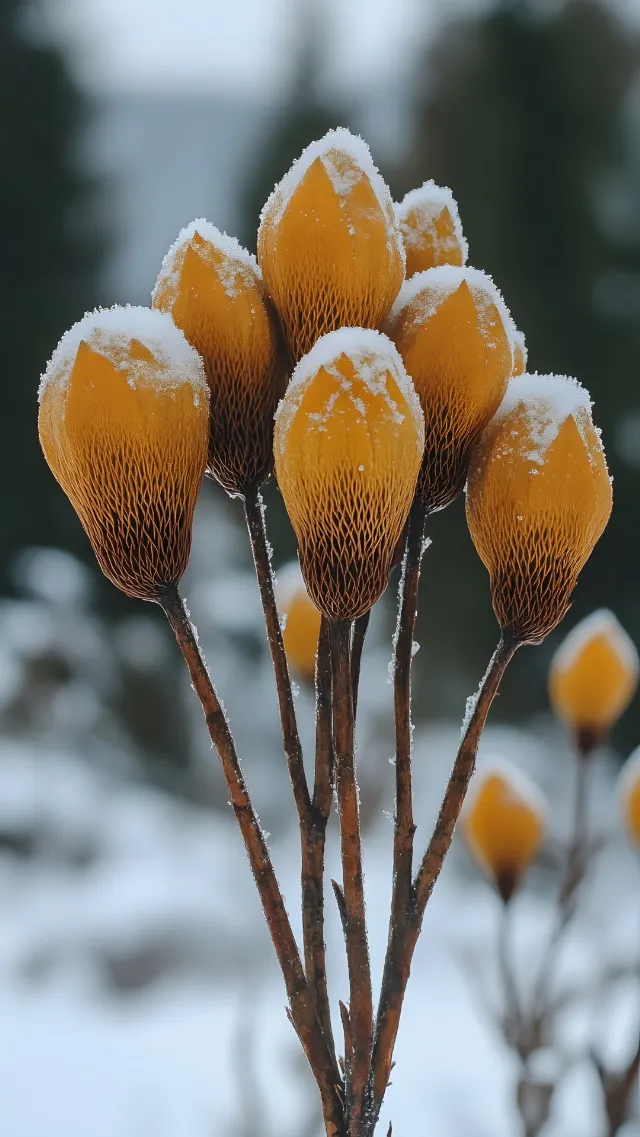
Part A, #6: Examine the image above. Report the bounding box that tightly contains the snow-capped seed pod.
[258,128,405,365]
[152,220,287,497]
[618,747,640,848]
[395,181,468,278]
[466,374,612,647]
[512,328,528,377]
[38,306,209,601]
[462,758,547,902]
[276,561,321,683]
[274,328,425,622]
[385,266,513,513]
[549,611,638,755]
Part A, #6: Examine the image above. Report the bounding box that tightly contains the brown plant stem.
[301,616,337,1065]
[369,502,425,1115]
[603,1034,640,1136]
[351,612,371,721]
[331,618,373,1136]
[369,632,518,1116]
[159,585,344,1137]
[244,487,311,826]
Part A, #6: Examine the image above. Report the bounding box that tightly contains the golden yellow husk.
[258,129,405,364]
[274,329,424,621]
[463,761,546,898]
[38,307,209,601]
[386,267,513,513]
[466,375,612,646]
[395,182,467,278]
[152,221,287,496]
[549,611,638,737]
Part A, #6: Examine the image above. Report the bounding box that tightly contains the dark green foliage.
[391,0,640,742]
[0,0,107,587]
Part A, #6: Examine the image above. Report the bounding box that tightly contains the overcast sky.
[50,0,472,97]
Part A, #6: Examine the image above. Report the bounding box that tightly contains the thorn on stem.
[332,878,348,939]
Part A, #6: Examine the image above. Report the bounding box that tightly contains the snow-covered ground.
[1,493,639,1137]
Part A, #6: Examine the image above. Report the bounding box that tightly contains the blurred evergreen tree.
[0,0,106,589]
[391,0,640,743]
[239,0,356,252]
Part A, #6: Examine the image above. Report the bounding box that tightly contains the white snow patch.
[551,610,638,680]
[274,327,424,457]
[259,127,404,265]
[389,264,515,357]
[512,326,528,370]
[39,306,207,405]
[492,373,595,467]
[395,181,468,263]
[465,754,549,824]
[151,218,259,305]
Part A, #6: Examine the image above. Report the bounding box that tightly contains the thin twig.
[244,487,311,826]
[159,585,344,1137]
[497,899,522,1052]
[331,619,373,1136]
[602,1033,640,1136]
[369,633,518,1115]
[369,502,425,1110]
[301,617,337,1065]
[351,612,370,721]
[531,751,591,1027]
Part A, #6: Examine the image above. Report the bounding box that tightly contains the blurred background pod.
[618,747,640,848]
[462,757,547,903]
[152,220,287,498]
[385,265,514,514]
[275,561,321,684]
[549,610,639,756]
[274,327,424,622]
[38,306,209,601]
[466,374,612,646]
[257,128,405,364]
[395,181,468,278]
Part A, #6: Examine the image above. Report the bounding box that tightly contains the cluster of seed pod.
[39,127,612,652]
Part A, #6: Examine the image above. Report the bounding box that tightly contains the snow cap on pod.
[258,129,405,364]
[152,218,287,497]
[39,305,209,601]
[466,374,612,647]
[274,327,424,621]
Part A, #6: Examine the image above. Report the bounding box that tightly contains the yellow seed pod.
[549,611,638,747]
[152,219,287,497]
[466,374,612,646]
[463,758,547,901]
[618,747,640,848]
[274,328,425,621]
[385,266,514,512]
[258,128,405,364]
[276,561,322,683]
[512,329,528,376]
[38,306,209,601]
[395,181,468,278]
